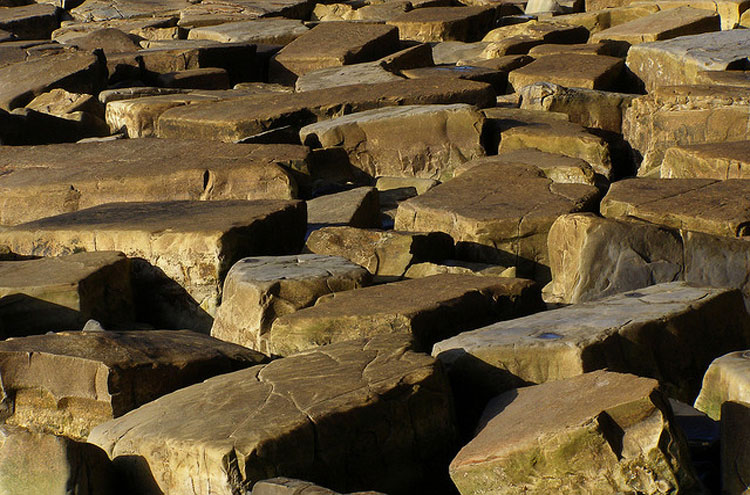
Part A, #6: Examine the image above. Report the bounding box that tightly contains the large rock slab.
[187,18,309,44]
[89,335,457,495]
[694,351,750,420]
[0,252,134,337]
[267,274,542,356]
[307,187,380,229]
[387,6,495,42]
[0,4,59,40]
[0,200,306,331]
[508,54,624,91]
[661,141,750,179]
[394,162,599,280]
[211,254,370,351]
[589,6,719,44]
[0,140,304,225]
[300,104,485,182]
[450,371,701,495]
[464,150,597,186]
[156,79,495,142]
[0,329,264,439]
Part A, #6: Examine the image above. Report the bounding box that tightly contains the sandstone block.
[307,187,380,229]
[552,5,660,34]
[105,92,220,137]
[155,67,231,90]
[661,141,750,179]
[590,6,719,44]
[294,62,404,92]
[488,149,597,185]
[387,6,495,42]
[508,54,624,91]
[0,4,59,40]
[404,260,515,279]
[187,18,309,44]
[694,352,750,420]
[482,19,589,44]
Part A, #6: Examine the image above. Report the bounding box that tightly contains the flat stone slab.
[590,6,719,44]
[0,200,306,330]
[508,53,624,91]
[294,61,404,92]
[387,6,495,42]
[268,273,542,356]
[89,335,456,495]
[0,140,304,225]
[695,351,750,420]
[469,150,597,185]
[626,29,750,91]
[300,104,486,182]
[211,254,370,351]
[450,371,700,495]
[0,251,133,337]
[0,329,264,439]
[307,187,380,229]
[433,282,750,403]
[482,20,589,44]
[70,0,189,21]
[661,141,750,179]
[187,18,309,44]
[601,178,750,237]
[394,162,599,280]
[155,78,495,142]
[0,3,59,40]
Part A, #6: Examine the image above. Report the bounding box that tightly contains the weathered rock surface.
[300,104,485,181]
[462,150,597,186]
[0,4,59,40]
[211,254,370,350]
[0,251,134,337]
[294,62,404,92]
[187,18,309,44]
[89,335,457,495]
[388,7,495,42]
[450,371,701,495]
[508,54,624,91]
[482,19,589,44]
[267,274,541,355]
[404,260,516,279]
[0,140,304,225]
[307,187,380,229]
[394,162,599,280]
[0,329,264,439]
[589,6,719,44]
[433,282,750,403]
[661,141,750,179]
[694,351,750,420]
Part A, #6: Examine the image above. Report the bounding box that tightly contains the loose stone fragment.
[211,254,370,351]
[268,274,541,356]
[694,351,750,420]
[0,140,303,225]
[661,141,750,179]
[449,371,701,495]
[26,88,104,119]
[89,335,457,495]
[387,7,495,42]
[300,104,486,181]
[305,226,454,278]
[0,252,134,338]
[395,162,599,280]
[720,401,750,495]
[508,54,624,91]
[590,6,719,44]
[0,330,264,439]
[433,282,750,404]
[187,18,309,44]
[307,187,381,229]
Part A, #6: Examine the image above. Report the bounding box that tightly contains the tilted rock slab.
[433,282,750,404]
[387,6,495,42]
[211,254,370,351]
[661,141,750,179]
[458,151,597,186]
[394,162,599,280]
[694,351,750,420]
[300,104,486,181]
[307,187,381,229]
[589,6,719,44]
[187,18,309,45]
[0,200,306,330]
[0,251,134,337]
[89,335,457,495]
[0,140,304,225]
[450,371,701,495]
[268,274,542,356]
[0,329,264,439]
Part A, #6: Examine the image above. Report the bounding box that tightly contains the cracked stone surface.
[300,104,486,182]
[0,140,304,225]
[0,200,306,331]
[449,370,702,495]
[0,251,134,337]
[268,273,542,356]
[394,162,600,281]
[0,329,265,439]
[433,282,750,405]
[694,351,750,420]
[211,254,370,352]
[601,178,750,238]
[661,141,750,179]
[589,6,719,44]
[88,334,457,495]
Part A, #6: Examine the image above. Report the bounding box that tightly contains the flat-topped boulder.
[0,4,59,40]
[269,22,399,84]
[601,178,750,237]
[300,104,485,181]
[433,282,750,403]
[89,335,457,495]
[461,150,597,185]
[211,254,370,351]
[155,78,495,142]
[508,54,624,91]
[0,140,304,225]
[70,0,189,22]
[187,18,309,44]
[626,30,750,91]
[387,6,495,42]
[307,187,380,229]
[661,141,750,179]
[266,273,541,356]
[694,351,750,420]
[294,62,404,92]
[0,329,264,439]
[590,6,719,44]
[0,252,133,337]
[394,162,599,280]
[450,371,700,495]
[0,200,306,331]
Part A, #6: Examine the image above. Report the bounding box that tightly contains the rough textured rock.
[482,20,589,44]
[305,226,454,278]
[0,252,134,337]
[720,401,750,495]
[450,371,701,495]
[211,254,370,350]
[0,140,303,225]
[187,18,309,44]
[694,351,750,420]
[387,7,495,42]
[0,329,264,439]
[307,187,381,229]
[460,151,597,186]
[89,335,457,495]
[0,4,59,40]
[508,54,624,91]
[0,200,306,331]
[294,62,404,92]
[0,426,117,495]
[268,274,541,355]
[661,141,750,179]
[300,104,485,181]
[589,6,719,44]
[433,282,750,405]
[404,260,515,279]
[394,162,599,280]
